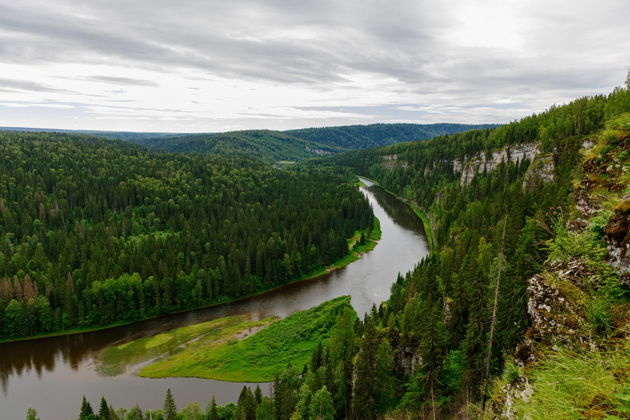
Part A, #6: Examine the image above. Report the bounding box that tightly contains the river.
[0,179,429,420]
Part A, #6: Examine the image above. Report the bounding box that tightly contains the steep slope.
[487,113,630,419]
[287,123,497,150]
[321,85,630,418]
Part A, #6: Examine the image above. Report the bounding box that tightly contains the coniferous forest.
[29,82,629,420]
[0,132,374,339]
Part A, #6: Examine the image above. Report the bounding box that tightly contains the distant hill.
[286,123,498,150]
[0,123,497,162]
[125,130,342,163]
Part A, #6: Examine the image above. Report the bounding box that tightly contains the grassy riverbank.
[140,296,354,382]
[97,315,277,376]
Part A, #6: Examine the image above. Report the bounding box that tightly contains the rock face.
[382,154,408,170]
[453,143,540,186]
[522,154,555,191]
[604,198,630,286]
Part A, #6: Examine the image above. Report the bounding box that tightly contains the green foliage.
[163,389,177,420]
[514,345,630,419]
[79,396,95,420]
[128,130,341,163]
[0,132,373,339]
[141,297,354,382]
[286,123,496,150]
[98,314,273,376]
[308,387,334,420]
[25,408,40,420]
[586,296,613,335]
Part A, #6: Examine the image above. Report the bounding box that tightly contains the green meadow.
[140,296,354,382]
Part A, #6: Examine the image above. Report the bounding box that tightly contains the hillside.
[1,123,494,164]
[51,85,630,420]
[287,123,498,150]
[126,130,342,163]
[0,131,374,340]
[321,86,630,418]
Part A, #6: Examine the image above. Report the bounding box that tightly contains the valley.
[0,179,429,420]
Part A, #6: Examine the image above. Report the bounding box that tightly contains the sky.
[0,0,628,133]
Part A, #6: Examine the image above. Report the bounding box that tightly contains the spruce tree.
[163,388,177,420]
[98,397,110,420]
[79,396,95,420]
[207,396,219,420]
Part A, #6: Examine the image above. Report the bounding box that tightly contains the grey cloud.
[85,76,159,87]
[0,0,628,131]
[0,77,74,94]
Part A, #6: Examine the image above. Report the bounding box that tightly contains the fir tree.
[79,396,95,420]
[163,389,177,420]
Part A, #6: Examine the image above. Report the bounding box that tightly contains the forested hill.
[0,132,375,339]
[296,85,628,418]
[286,122,498,150]
[1,123,494,163]
[125,130,342,163]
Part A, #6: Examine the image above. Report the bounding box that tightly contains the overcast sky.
[0,0,628,132]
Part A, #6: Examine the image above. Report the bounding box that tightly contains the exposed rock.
[604,198,630,286]
[453,143,539,186]
[492,376,534,419]
[522,153,555,191]
[382,154,409,170]
[305,146,332,156]
[399,346,422,375]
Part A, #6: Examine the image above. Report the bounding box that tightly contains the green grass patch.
[514,343,630,419]
[140,296,354,382]
[97,315,276,376]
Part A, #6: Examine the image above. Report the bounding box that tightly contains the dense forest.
[2,123,494,164]
[0,133,374,339]
[124,130,342,163]
[44,84,630,420]
[286,123,498,150]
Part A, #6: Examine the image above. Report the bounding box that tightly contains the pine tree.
[163,388,177,420]
[98,396,110,420]
[207,396,219,420]
[79,396,95,420]
[351,318,379,420]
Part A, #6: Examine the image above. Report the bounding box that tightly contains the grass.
[97,315,277,376]
[140,296,354,382]
[513,343,630,419]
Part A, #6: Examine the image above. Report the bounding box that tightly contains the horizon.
[1,0,628,132]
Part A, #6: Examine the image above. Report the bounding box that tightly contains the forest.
[38,84,630,420]
[0,133,374,339]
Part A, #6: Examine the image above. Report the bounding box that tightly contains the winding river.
[0,179,429,420]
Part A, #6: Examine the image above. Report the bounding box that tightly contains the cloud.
[0,0,628,131]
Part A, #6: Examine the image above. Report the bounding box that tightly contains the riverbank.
[97,314,278,377]
[0,213,380,345]
[137,296,353,382]
[359,175,436,252]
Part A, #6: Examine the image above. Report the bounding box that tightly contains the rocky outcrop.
[522,153,555,191]
[604,198,630,286]
[453,143,539,186]
[305,146,332,156]
[382,154,408,170]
